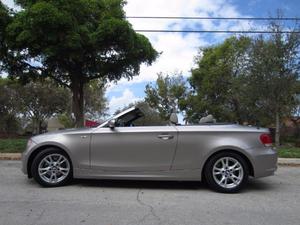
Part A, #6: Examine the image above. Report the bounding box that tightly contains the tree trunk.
[36,120,41,134]
[232,98,242,124]
[32,118,38,135]
[38,120,43,134]
[275,111,280,147]
[71,81,85,128]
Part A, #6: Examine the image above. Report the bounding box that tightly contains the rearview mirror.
[108,119,116,129]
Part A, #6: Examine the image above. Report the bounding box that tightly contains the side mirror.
[108,119,116,129]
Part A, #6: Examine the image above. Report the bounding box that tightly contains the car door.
[90,126,178,171]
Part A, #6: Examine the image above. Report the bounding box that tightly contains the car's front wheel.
[31,148,73,187]
[204,152,249,193]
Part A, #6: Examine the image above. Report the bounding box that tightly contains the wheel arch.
[27,145,72,178]
[201,149,254,181]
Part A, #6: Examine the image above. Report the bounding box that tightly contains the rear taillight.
[260,133,273,147]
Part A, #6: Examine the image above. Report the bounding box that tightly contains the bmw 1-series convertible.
[22,106,277,193]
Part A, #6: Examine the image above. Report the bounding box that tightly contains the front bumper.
[21,139,38,176]
[250,147,278,178]
[21,151,29,175]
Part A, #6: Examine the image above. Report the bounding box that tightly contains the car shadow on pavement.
[72,179,206,190]
[71,178,277,192]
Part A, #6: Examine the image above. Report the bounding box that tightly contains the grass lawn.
[0,138,28,153]
[277,146,300,158]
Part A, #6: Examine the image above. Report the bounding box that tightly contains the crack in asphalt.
[32,208,45,225]
[136,189,162,225]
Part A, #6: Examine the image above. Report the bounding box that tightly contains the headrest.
[170,113,178,124]
[199,114,216,123]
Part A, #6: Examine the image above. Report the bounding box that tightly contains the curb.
[277,158,300,167]
[0,153,21,160]
[0,153,300,167]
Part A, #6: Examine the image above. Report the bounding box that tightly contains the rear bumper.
[250,147,278,178]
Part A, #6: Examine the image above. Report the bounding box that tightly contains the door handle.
[157,134,174,140]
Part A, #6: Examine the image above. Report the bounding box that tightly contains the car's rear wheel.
[31,148,73,187]
[204,152,249,193]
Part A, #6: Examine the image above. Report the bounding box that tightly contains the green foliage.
[185,29,300,130]
[57,113,74,129]
[246,23,300,146]
[247,30,300,124]
[57,79,108,127]
[0,2,11,72]
[0,76,108,132]
[17,79,70,120]
[0,114,21,134]
[4,0,158,127]
[0,78,70,134]
[0,138,27,153]
[0,78,20,134]
[187,36,252,123]
[0,78,19,115]
[84,79,108,120]
[145,73,189,120]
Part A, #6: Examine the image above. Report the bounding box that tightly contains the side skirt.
[73,168,203,181]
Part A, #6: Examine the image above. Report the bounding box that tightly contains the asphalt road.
[0,161,299,225]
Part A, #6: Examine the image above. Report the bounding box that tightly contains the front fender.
[22,141,74,177]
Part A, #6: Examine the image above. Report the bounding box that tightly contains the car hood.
[31,127,94,143]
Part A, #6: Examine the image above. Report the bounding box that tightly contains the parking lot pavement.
[0,161,300,225]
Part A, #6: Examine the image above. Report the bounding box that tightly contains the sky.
[2,0,300,116]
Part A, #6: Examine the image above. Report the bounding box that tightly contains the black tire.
[31,148,73,187]
[204,152,249,193]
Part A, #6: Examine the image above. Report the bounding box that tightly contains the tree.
[1,78,68,134]
[185,23,299,146]
[186,36,252,123]
[145,73,189,121]
[0,78,20,134]
[5,0,158,127]
[17,79,69,134]
[58,79,108,127]
[247,23,300,147]
[0,2,11,73]
[290,82,300,139]
[84,79,108,120]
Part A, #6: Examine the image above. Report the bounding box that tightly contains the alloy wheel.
[38,153,70,184]
[212,157,244,189]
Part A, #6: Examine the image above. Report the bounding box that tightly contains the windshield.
[97,106,137,128]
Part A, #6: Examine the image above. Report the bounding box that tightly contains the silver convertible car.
[22,106,277,193]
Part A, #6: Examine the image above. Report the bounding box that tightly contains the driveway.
[0,160,299,225]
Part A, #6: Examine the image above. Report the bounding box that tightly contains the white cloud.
[124,32,208,83]
[2,0,20,10]
[108,89,142,114]
[106,0,255,110]
[2,0,15,8]
[105,0,253,92]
